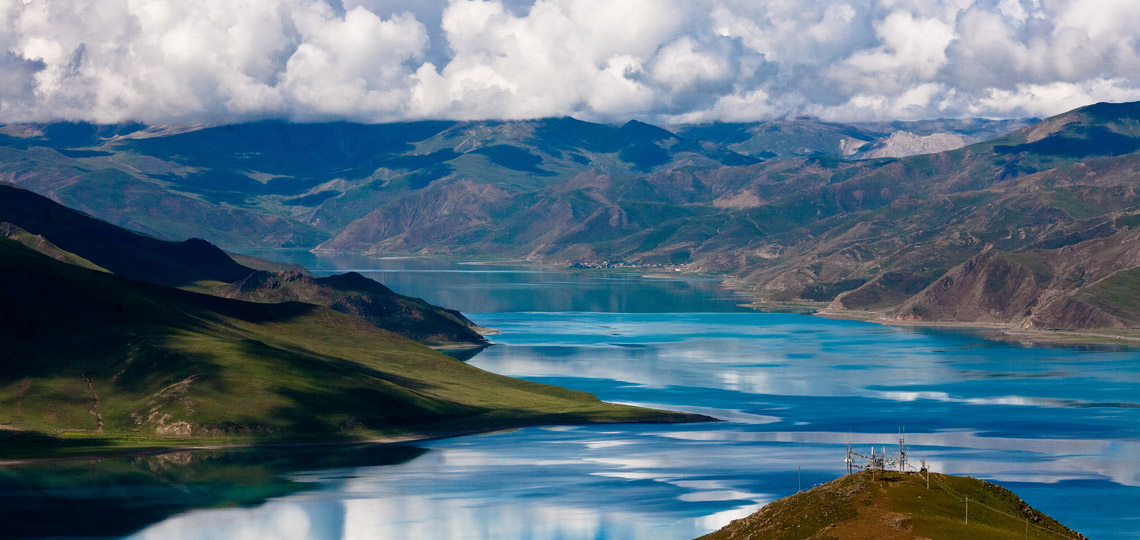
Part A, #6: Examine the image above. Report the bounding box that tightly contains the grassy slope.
[699,471,1083,540]
[1081,267,1140,322]
[0,238,703,459]
[0,222,108,272]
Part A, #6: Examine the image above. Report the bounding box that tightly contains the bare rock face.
[862,131,968,159]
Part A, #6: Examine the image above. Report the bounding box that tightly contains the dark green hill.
[0,183,487,347]
[699,471,1084,540]
[0,237,702,459]
[0,182,250,287]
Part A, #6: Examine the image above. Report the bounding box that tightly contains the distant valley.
[3,104,1139,334]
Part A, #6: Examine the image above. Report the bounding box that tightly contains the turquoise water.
[4,256,1138,539]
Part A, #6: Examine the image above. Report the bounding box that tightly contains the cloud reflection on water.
[121,311,1140,540]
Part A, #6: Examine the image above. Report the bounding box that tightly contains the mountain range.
[0,114,1022,250]
[2,104,1139,333]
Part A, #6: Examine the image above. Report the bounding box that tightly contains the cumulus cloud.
[2,0,1140,124]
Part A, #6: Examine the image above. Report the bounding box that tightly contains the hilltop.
[700,471,1084,540]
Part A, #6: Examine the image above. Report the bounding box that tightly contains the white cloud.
[587,55,655,116]
[969,78,1140,118]
[2,0,1140,124]
[282,5,427,121]
[669,89,780,124]
[650,37,731,92]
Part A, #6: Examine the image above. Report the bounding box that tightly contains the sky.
[3,0,1140,125]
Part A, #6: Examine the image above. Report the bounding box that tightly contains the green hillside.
[699,471,1084,540]
[0,183,487,347]
[0,238,704,459]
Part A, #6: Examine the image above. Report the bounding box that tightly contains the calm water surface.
[4,254,1138,539]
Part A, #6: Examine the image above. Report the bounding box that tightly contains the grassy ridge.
[220,270,489,348]
[0,238,704,459]
[698,471,1083,540]
[0,182,251,288]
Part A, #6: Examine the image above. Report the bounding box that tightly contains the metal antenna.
[843,431,924,482]
[844,433,854,475]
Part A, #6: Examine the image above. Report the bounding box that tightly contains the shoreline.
[0,410,717,468]
[812,306,1140,348]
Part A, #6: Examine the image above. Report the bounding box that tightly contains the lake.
[3,254,1137,539]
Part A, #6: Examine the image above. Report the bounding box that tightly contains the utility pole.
[871,447,876,481]
[965,496,969,525]
[898,426,907,473]
[798,466,802,492]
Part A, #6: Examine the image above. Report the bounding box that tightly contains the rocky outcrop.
[862,130,968,159]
